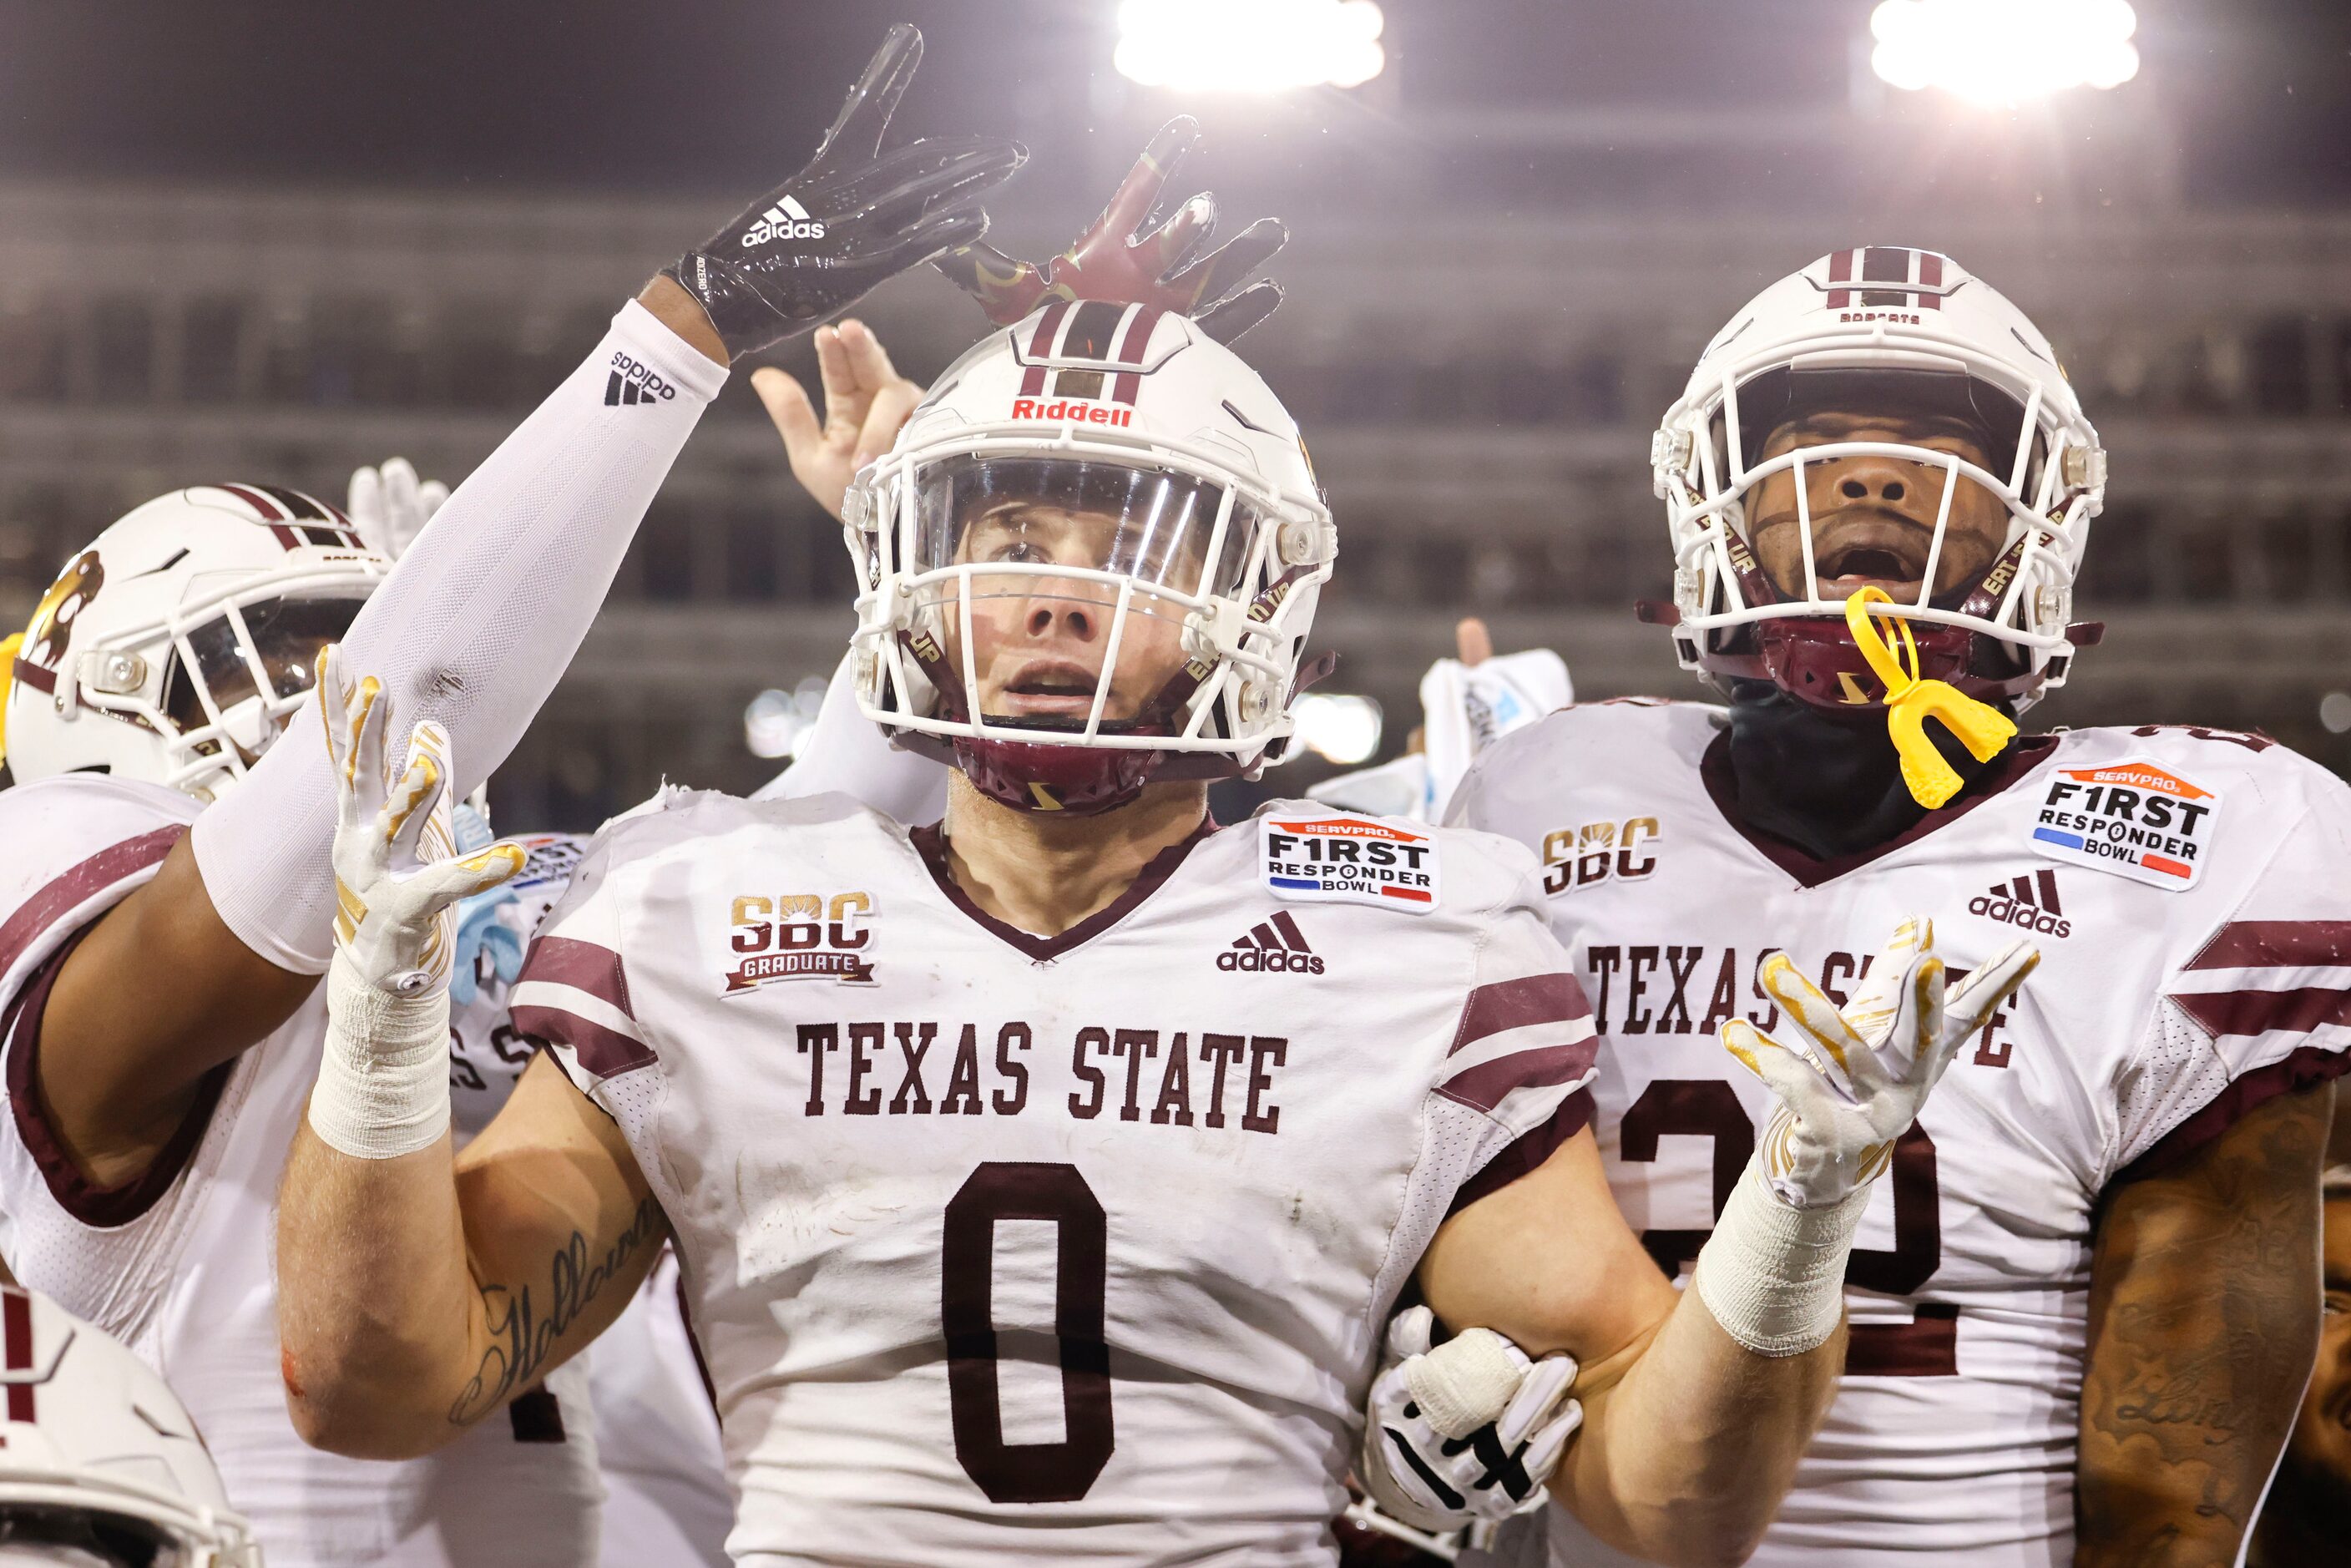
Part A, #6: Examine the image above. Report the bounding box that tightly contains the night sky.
[0,0,2343,205]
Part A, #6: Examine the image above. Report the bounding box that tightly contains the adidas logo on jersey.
[604,350,677,406]
[741,194,826,245]
[1217,912,1325,974]
[1969,869,2071,938]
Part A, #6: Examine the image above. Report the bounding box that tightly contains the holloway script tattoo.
[2075,1088,2326,1566]
[449,1196,663,1426]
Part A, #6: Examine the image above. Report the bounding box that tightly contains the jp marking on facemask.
[1260,814,1438,913]
[2028,761,2219,891]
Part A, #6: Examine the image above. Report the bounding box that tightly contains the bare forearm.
[276,1120,480,1459]
[2076,1088,2328,1565]
[1560,1291,1841,1566]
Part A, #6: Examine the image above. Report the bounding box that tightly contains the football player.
[1363,248,2347,1565]
[0,1283,260,1566]
[0,26,1020,1565]
[271,225,2035,1561]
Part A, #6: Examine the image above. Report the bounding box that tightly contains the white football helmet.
[842,299,1333,813]
[1652,246,2107,713]
[0,1286,258,1565]
[0,486,386,802]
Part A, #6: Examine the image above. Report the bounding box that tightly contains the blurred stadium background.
[2,0,2347,827]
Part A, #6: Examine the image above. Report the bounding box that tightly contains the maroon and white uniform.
[1448,701,2351,1567]
[0,775,600,1567]
[513,788,1596,1565]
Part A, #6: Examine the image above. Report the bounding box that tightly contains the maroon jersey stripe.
[1438,1039,1598,1115]
[509,1004,655,1080]
[518,936,635,1019]
[2171,985,2351,1040]
[1447,1086,1595,1216]
[2,1288,31,1423]
[2182,921,2351,972]
[1449,972,1592,1055]
[0,826,185,983]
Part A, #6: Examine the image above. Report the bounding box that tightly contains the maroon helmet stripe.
[2185,921,2351,972]
[3,1288,33,1422]
[1019,301,1072,397]
[1826,248,1853,310]
[214,483,284,521]
[269,525,303,550]
[257,484,328,521]
[1110,305,1160,405]
[1449,972,1593,1055]
[1918,250,1944,309]
[10,658,54,696]
[1061,300,1127,360]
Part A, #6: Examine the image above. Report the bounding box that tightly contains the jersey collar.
[1698,730,2060,889]
[907,814,1221,962]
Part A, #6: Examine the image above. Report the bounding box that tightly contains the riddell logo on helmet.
[1009,397,1134,427]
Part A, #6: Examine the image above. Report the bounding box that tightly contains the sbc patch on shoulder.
[2029,759,2222,891]
[1260,813,1438,913]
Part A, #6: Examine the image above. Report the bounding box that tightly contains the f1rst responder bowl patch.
[1259,812,1438,913]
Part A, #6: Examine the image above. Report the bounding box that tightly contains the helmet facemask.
[852,444,1328,815]
[1656,255,2107,719]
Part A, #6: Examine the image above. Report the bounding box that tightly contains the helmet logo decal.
[23,550,104,674]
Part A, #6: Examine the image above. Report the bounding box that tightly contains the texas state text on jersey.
[1449,700,2351,1568]
[512,789,1597,1567]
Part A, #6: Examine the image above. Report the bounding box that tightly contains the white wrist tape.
[1691,1155,1870,1357]
[306,953,452,1160]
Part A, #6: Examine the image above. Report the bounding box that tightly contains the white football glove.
[346,458,449,563]
[1725,918,2037,1210]
[1358,1306,1581,1534]
[321,644,521,997]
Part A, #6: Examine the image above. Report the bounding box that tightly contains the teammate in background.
[0,28,1019,1565]
[0,1284,260,1566]
[2247,1161,2351,1567]
[1358,248,2347,1566]
[274,154,2035,1555]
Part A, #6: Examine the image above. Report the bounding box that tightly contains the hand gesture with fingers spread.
[751,320,923,523]
[319,646,523,999]
[935,116,1287,343]
[1724,918,2039,1210]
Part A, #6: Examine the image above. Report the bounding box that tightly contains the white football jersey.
[1447,701,2351,1567]
[0,773,600,1568]
[514,789,1597,1566]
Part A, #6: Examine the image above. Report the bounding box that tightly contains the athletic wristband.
[1691,1154,1869,1358]
[306,952,452,1161]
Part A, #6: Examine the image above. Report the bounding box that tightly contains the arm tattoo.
[2077,1086,2327,1565]
[448,1195,663,1427]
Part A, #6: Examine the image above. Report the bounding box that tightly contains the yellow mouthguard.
[1843,587,2016,810]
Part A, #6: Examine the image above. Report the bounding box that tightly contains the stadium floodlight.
[1292,692,1384,766]
[1869,0,2140,104]
[1115,0,1386,93]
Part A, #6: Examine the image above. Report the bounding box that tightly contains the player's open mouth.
[999,661,1106,717]
[1814,522,1929,596]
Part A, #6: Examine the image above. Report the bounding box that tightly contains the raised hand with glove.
[664,23,1027,362]
[1694,918,2038,1355]
[305,645,524,1162]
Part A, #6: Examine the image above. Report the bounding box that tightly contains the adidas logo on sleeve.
[741,194,827,246]
[1217,912,1326,974]
[1968,869,2071,938]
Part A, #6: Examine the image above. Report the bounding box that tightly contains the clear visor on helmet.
[163,590,365,759]
[1705,366,2051,615]
[897,458,1264,737]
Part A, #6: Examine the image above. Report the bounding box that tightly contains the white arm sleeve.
[194,299,728,973]
[752,650,948,824]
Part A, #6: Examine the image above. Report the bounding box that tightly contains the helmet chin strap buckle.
[1844,588,2016,811]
